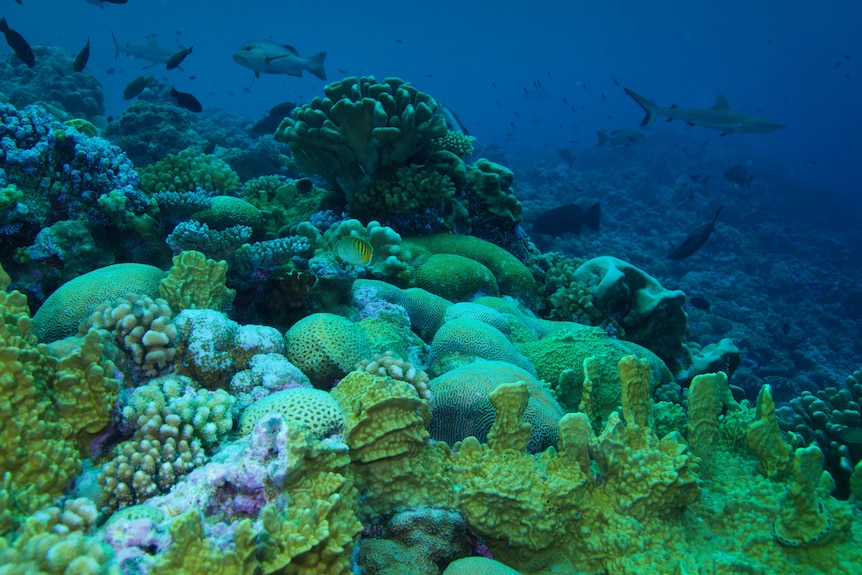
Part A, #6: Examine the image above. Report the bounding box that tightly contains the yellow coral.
[32,263,165,343]
[238,388,344,439]
[746,384,792,478]
[284,313,371,388]
[331,371,431,464]
[160,250,234,312]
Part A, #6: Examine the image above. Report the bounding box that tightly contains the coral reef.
[99,375,234,512]
[237,387,344,439]
[138,148,241,195]
[0,46,105,121]
[31,263,165,342]
[428,360,563,452]
[83,293,177,380]
[777,365,862,499]
[173,309,284,389]
[275,76,447,199]
[284,313,371,388]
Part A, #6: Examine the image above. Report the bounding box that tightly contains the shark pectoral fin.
[720,132,729,136]
[280,44,300,55]
[265,55,290,63]
[713,94,730,109]
[255,71,260,79]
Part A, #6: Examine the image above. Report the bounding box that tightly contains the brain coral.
[428,360,564,452]
[353,279,452,337]
[415,254,500,301]
[32,263,165,343]
[430,318,535,376]
[284,313,372,388]
[403,234,536,305]
[237,387,344,439]
[191,196,266,239]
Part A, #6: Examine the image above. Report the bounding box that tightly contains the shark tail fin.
[111,30,120,60]
[597,131,608,146]
[305,51,327,81]
[623,87,662,126]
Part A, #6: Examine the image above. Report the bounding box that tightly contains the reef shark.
[111,31,180,67]
[624,87,785,136]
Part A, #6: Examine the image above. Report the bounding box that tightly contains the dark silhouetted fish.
[688,296,710,311]
[250,101,296,136]
[0,17,34,66]
[74,37,90,72]
[170,87,202,112]
[533,200,600,237]
[723,166,753,187]
[122,75,153,99]
[166,45,193,70]
[838,427,862,444]
[438,104,469,135]
[668,206,723,260]
[597,129,644,146]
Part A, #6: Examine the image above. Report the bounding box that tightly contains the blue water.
[7,0,861,205]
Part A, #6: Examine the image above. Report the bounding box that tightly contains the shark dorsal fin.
[281,44,300,56]
[713,94,731,109]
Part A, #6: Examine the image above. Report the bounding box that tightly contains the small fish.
[533,200,600,237]
[668,206,723,260]
[834,61,843,68]
[0,17,34,66]
[596,129,644,147]
[688,296,710,311]
[106,66,115,74]
[166,45,193,70]
[170,87,202,112]
[233,40,326,80]
[601,92,606,102]
[122,75,153,99]
[394,38,403,44]
[74,37,90,72]
[837,427,862,444]
[335,236,373,265]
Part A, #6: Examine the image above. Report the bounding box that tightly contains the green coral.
[275,76,447,199]
[464,158,522,222]
[31,263,165,343]
[139,148,241,195]
[159,250,235,312]
[351,162,457,220]
[415,254,499,301]
[430,130,476,157]
[403,234,537,305]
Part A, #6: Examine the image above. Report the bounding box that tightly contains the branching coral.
[83,293,178,379]
[99,374,234,512]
